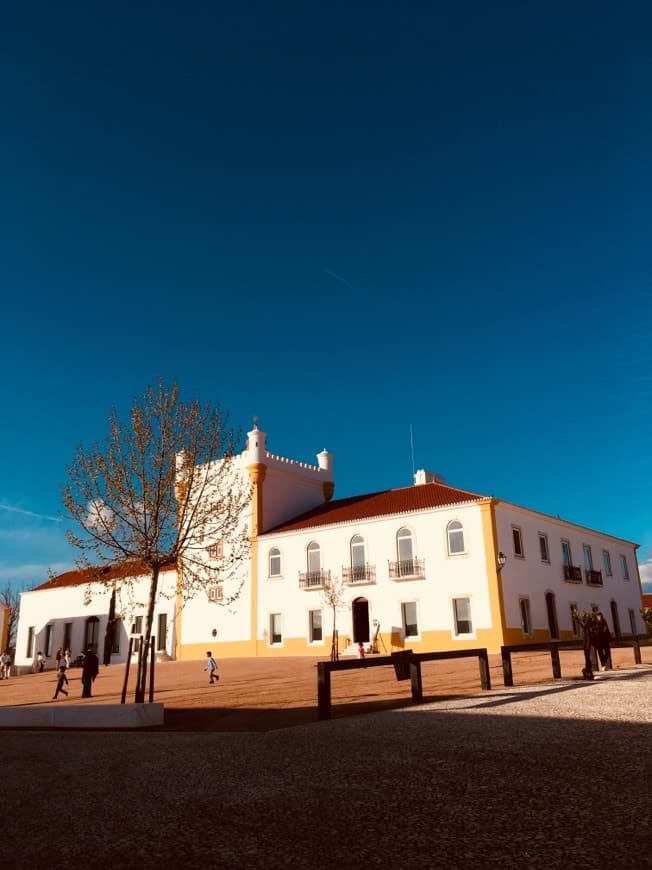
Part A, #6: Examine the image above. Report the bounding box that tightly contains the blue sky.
[1,2,651,593]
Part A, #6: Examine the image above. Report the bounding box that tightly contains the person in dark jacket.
[593,612,612,671]
[81,647,99,697]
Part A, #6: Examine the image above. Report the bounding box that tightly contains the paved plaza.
[1,650,650,868]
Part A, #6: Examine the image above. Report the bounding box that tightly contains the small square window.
[208,586,223,602]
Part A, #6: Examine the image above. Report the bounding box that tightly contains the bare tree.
[63,380,251,700]
[321,573,347,661]
[0,582,21,655]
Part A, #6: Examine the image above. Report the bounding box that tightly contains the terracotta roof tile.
[32,560,177,592]
[263,481,486,534]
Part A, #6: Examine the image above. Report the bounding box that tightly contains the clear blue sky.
[1,2,650,593]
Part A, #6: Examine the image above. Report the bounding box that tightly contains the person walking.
[52,666,69,700]
[81,647,99,697]
[55,647,63,670]
[35,651,46,673]
[64,648,71,669]
[204,651,219,685]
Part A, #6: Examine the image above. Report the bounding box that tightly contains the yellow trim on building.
[478,498,508,653]
[248,462,267,657]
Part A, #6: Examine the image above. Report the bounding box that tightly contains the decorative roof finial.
[253,415,259,430]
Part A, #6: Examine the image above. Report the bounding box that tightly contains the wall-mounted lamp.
[211,628,217,638]
[497,552,506,573]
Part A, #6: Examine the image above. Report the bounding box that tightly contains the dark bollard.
[551,645,562,679]
[502,648,513,687]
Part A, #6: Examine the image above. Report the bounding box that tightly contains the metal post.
[478,649,491,690]
[149,636,156,704]
[120,637,133,704]
[317,662,332,720]
[632,635,641,665]
[501,647,513,687]
[551,645,561,679]
[410,658,423,702]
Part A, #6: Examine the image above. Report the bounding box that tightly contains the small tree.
[63,380,250,700]
[0,582,21,656]
[321,573,347,661]
[641,607,652,635]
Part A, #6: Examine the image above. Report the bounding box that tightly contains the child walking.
[204,651,219,685]
[52,665,69,699]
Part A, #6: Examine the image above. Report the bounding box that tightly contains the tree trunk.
[136,566,159,702]
[103,588,116,667]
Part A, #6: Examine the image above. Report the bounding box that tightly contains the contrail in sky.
[0,504,61,523]
[323,267,356,289]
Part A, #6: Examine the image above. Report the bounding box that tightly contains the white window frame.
[538,533,550,563]
[308,609,323,644]
[268,547,282,578]
[519,597,532,636]
[208,585,223,603]
[401,601,419,639]
[452,597,473,637]
[603,550,612,576]
[512,526,524,558]
[307,542,321,573]
[583,545,593,571]
[619,554,630,580]
[447,520,465,556]
[269,613,283,646]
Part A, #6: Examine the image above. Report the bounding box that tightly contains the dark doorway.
[545,592,559,640]
[352,598,370,643]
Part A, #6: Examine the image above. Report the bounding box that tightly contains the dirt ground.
[1,645,648,731]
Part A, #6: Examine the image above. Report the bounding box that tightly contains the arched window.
[307,542,321,574]
[269,547,282,577]
[396,527,414,575]
[350,535,366,581]
[447,521,465,555]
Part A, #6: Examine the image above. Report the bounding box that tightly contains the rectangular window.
[131,616,143,636]
[26,626,35,658]
[208,586,223,602]
[157,613,167,651]
[453,598,473,635]
[309,610,322,643]
[207,540,223,560]
[538,534,549,563]
[512,526,524,557]
[111,619,121,654]
[270,613,282,645]
[620,554,630,580]
[44,624,54,657]
[603,550,612,576]
[519,598,532,636]
[63,622,72,652]
[401,601,419,638]
[583,545,593,571]
[561,540,572,566]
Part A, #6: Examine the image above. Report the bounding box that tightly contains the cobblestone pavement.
[1,652,650,869]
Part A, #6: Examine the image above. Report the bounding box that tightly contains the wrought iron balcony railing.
[342,564,376,586]
[586,569,603,586]
[388,558,425,580]
[298,569,330,590]
[563,565,582,583]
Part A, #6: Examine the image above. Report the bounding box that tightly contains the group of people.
[50,646,100,700]
[582,611,612,679]
[0,650,11,679]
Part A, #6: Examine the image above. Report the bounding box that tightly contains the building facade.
[13,426,645,668]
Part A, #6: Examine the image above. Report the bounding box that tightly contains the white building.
[14,425,645,667]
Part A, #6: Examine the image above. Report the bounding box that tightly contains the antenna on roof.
[410,424,415,481]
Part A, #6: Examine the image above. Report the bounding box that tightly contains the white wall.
[495,502,644,637]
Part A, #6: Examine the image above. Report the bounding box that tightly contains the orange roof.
[263,481,486,534]
[32,560,177,592]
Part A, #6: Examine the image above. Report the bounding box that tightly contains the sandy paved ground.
[1,644,649,730]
